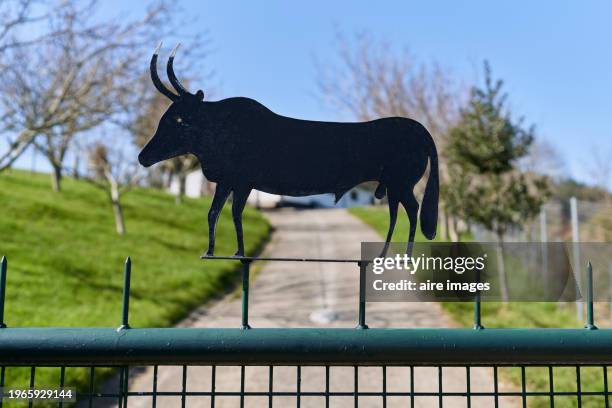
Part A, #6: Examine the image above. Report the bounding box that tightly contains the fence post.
[118,257,131,331]
[540,207,549,298]
[570,197,583,322]
[241,260,251,329]
[474,269,483,329]
[357,261,368,329]
[585,261,597,330]
[0,257,6,328]
[609,261,612,323]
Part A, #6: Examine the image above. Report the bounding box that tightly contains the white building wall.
[168,171,206,198]
[168,170,282,207]
[247,190,282,208]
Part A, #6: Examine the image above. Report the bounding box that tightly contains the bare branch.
[316,31,463,149]
[0,0,208,189]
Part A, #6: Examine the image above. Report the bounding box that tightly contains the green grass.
[350,206,472,242]
[0,170,270,395]
[349,206,434,242]
[350,205,602,408]
[350,205,579,328]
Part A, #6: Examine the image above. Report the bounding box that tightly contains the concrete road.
[113,208,516,408]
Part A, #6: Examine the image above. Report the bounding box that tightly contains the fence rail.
[1,327,612,367]
[0,256,611,407]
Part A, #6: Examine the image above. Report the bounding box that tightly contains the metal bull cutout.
[138,43,439,257]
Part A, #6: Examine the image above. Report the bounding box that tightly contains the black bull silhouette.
[138,44,439,256]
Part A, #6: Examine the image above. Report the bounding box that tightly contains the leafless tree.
[0,0,49,170]
[86,140,140,235]
[124,78,170,188]
[0,0,205,192]
[316,32,464,239]
[0,0,47,55]
[586,145,612,201]
[520,139,567,181]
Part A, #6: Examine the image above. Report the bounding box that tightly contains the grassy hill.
[0,170,270,395]
[0,170,270,328]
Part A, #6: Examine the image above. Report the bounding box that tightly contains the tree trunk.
[51,164,62,192]
[0,130,36,172]
[164,170,174,189]
[72,153,80,179]
[496,232,509,301]
[440,208,448,241]
[110,183,125,235]
[449,215,459,242]
[112,200,126,235]
[175,173,186,204]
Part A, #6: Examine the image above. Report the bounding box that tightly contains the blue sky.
[18,1,612,186]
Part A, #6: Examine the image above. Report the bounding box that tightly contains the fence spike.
[118,257,132,331]
[473,269,484,330]
[240,259,251,329]
[357,261,369,329]
[585,261,597,330]
[473,297,483,330]
[0,256,6,328]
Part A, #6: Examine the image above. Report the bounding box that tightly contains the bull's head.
[138,43,205,167]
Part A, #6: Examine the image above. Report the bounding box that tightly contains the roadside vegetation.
[349,205,603,408]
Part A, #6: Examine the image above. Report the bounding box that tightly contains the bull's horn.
[170,43,179,58]
[150,42,178,101]
[167,43,191,96]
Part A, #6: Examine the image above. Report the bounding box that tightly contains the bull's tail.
[420,138,439,240]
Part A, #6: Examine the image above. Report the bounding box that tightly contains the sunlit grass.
[0,169,270,394]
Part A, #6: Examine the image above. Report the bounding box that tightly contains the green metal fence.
[0,256,610,407]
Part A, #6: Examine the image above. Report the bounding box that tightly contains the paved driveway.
[113,208,515,407]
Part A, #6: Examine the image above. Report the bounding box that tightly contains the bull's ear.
[195,90,204,100]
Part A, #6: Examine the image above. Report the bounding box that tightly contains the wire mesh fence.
[471,197,612,325]
[1,257,611,407]
[472,198,612,243]
[0,364,611,407]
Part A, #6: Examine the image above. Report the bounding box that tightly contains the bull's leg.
[205,184,231,256]
[231,187,252,257]
[401,193,419,257]
[380,193,399,258]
